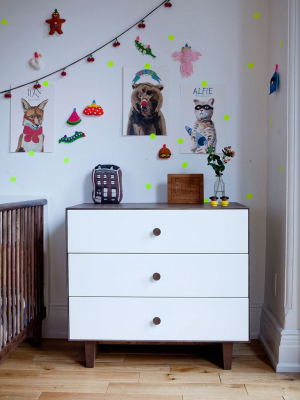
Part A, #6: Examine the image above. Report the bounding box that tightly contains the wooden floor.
[0,339,299,399]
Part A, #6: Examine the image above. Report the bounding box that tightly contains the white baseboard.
[42,301,263,340]
[259,305,300,372]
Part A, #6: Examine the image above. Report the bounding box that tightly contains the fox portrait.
[15,98,49,152]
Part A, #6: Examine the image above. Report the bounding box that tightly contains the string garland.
[0,0,169,95]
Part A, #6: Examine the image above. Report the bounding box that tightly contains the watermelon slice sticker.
[67,108,82,125]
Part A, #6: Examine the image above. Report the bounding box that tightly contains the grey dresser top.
[67,203,248,210]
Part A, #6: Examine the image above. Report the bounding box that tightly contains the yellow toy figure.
[220,196,229,207]
[209,196,218,207]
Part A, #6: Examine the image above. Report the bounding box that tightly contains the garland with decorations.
[1,0,173,96]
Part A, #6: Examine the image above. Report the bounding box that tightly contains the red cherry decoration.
[87,57,91,62]
[4,93,11,98]
[90,57,95,62]
[33,84,38,89]
[61,71,67,76]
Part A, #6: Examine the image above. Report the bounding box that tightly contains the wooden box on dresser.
[66,203,249,369]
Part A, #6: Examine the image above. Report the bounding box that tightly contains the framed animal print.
[123,66,169,136]
[10,84,55,153]
[180,84,227,154]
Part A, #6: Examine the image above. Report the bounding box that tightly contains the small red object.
[61,71,67,76]
[37,84,41,88]
[141,100,148,107]
[33,84,38,89]
[90,57,95,62]
[113,39,120,47]
[138,20,146,28]
[4,92,11,98]
[165,1,172,6]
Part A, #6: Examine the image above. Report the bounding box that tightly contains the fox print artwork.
[15,98,48,152]
[185,98,217,154]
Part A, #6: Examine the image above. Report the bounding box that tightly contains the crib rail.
[0,199,47,361]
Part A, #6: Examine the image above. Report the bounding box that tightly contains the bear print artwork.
[126,82,166,136]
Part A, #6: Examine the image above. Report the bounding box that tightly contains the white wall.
[259,0,300,372]
[0,0,268,338]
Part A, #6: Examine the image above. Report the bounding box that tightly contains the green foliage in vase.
[207,145,236,176]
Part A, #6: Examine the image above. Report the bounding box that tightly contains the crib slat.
[27,208,31,323]
[20,208,24,330]
[36,207,40,314]
[0,212,2,348]
[11,210,16,339]
[16,209,20,335]
[31,207,35,319]
[2,212,7,347]
[7,211,12,343]
[24,208,28,327]
[40,206,44,310]
[34,207,38,317]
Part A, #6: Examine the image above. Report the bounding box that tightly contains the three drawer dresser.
[66,203,249,368]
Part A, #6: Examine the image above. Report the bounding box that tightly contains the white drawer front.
[68,254,248,298]
[67,210,248,254]
[69,297,249,341]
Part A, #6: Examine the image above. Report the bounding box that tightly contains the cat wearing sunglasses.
[185,98,217,153]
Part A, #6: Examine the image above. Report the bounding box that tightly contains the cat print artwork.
[180,84,227,154]
[185,98,217,153]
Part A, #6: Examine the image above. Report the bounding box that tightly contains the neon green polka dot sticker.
[43,81,49,87]
[182,162,188,168]
[279,40,282,47]
[248,62,254,69]
[202,81,207,87]
[270,118,273,126]
[145,63,151,69]
[224,115,230,121]
[28,150,34,156]
[1,19,7,25]
[168,35,174,41]
[280,165,283,172]
[150,133,156,139]
[108,61,114,67]
[178,138,184,144]
[253,12,260,19]
[204,198,209,203]
[64,157,69,163]
[246,193,253,200]
[146,184,152,189]
[10,176,16,182]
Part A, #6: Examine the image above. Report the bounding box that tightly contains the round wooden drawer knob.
[153,317,161,325]
[153,228,161,236]
[153,273,161,281]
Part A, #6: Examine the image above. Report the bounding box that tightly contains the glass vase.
[214,175,225,197]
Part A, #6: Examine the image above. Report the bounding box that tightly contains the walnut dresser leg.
[85,341,97,368]
[222,342,233,370]
[32,321,42,347]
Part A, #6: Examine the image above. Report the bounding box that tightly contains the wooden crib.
[0,199,47,364]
